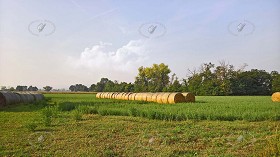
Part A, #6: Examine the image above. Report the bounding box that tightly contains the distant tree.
[69,84,88,92]
[69,85,76,92]
[43,86,52,92]
[124,83,134,92]
[16,85,28,91]
[9,87,15,91]
[104,80,116,92]
[165,77,182,92]
[28,86,38,91]
[231,69,272,95]
[89,84,96,92]
[1,86,7,91]
[271,71,280,93]
[96,78,109,92]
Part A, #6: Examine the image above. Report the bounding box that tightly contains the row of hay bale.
[0,91,44,107]
[96,92,195,104]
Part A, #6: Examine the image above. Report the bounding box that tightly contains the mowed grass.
[0,94,279,156]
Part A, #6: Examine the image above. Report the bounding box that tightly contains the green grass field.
[0,94,279,156]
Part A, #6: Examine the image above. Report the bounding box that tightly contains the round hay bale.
[14,93,22,103]
[124,93,132,100]
[182,92,195,102]
[129,93,137,100]
[121,93,128,100]
[0,91,13,106]
[113,93,120,99]
[141,93,150,101]
[8,92,20,104]
[272,92,280,102]
[135,93,143,101]
[146,93,154,102]
[167,93,186,104]
[31,93,45,101]
[102,92,107,98]
[161,93,172,104]
[112,93,118,99]
[99,93,104,98]
[151,93,160,102]
[107,92,114,99]
[96,93,101,98]
[105,92,110,99]
[156,93,166,104]
[116,92,124,99]
[103,92,108,98]
[21,92,35,103]
[17,93,29,103]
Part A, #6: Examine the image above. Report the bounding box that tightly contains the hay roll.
[135,93,142,101]
[112,93,119,99]
[99,93,104,98]
[272,92,280,102]
[141,93,149,101]
[108,92,115,99]
[167,93,186,104]
[156,93,166,104]
[151,93,160,102]
[96,93,101,98]
[18,93,35,103]
[146,93,154,102]
[29,93,44,101]
[161,93,172,104]
[0,91,13,106]
[129,93,137,100]
[182,92,195,102]
[124,93,132,100]
[116,92,124,99]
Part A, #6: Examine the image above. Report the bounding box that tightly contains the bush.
[42,107,56,126]
[58,102,76,111]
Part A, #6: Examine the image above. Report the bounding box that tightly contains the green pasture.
[0,94,279,156]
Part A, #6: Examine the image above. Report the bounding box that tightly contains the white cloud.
[67,39,149,81]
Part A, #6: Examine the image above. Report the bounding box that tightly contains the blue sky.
[0,0,280,89]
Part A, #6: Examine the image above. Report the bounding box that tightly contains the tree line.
[69,62,280,96]
[1,62,279,95]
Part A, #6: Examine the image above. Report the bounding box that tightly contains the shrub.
[58,102,76,111]
[42,107,56,126]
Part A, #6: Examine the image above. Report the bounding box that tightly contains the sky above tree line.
[0,0,279,89]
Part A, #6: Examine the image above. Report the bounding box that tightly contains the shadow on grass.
[0,100,51,112]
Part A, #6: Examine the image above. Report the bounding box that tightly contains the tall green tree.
[271,71,280,93]
[231,69,272,95]
[134,63,171,92]
[96,78,109,92]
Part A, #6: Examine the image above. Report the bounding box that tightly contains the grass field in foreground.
[0,94,279,156]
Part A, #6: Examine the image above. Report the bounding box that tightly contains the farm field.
[0,94,279,156]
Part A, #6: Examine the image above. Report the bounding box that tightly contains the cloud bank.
[67,40,149,82]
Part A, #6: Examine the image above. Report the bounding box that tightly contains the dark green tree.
[271,71,280,93]
[43,86,52,92]
[231,69,272,95]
